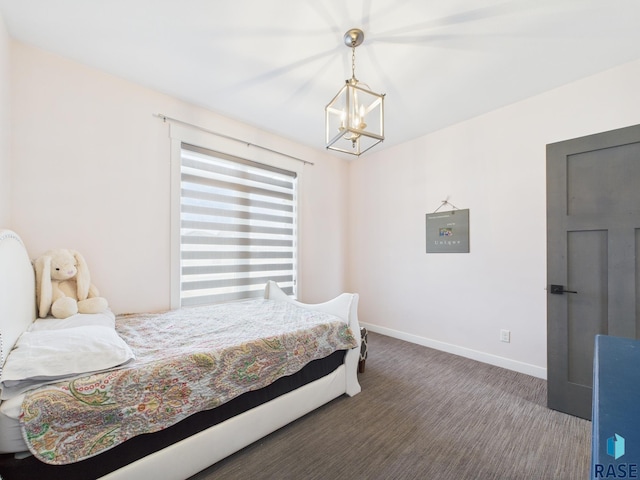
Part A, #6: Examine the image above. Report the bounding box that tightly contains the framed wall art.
[426,208,470,253]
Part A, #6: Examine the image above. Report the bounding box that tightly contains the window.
[179,144,298,306]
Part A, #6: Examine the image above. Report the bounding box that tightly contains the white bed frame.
[0,230,361,479]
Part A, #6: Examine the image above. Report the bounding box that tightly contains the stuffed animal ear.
[72,251,91,301]
[34,255,52,318]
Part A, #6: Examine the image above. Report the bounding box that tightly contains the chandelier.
[325,28,385,156]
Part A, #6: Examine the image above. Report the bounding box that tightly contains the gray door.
[547,124,640,420]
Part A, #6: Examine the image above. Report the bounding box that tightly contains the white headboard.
[0,230,36,371]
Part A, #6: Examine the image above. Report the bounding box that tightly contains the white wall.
[9,41,349,314]
[0,14,10,227]
[348,59,640,378]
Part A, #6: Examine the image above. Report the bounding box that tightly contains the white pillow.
[29,310,116,332]
[0,325,135,400]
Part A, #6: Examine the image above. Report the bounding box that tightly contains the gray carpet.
[189,332,591,479]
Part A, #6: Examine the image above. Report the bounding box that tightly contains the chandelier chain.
[351,45,356,81]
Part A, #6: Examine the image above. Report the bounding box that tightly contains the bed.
[0,229,361,479]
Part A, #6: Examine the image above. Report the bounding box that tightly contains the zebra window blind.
[180,143,298,306]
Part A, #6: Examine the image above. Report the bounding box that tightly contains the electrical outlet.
[500,329,511,343]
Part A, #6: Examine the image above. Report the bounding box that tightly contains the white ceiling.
[1,0,640,156]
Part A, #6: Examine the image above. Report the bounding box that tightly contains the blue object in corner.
[591,335,640,479]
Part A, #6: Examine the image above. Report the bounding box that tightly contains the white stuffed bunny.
[34,249,108,319]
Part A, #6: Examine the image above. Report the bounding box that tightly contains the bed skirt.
[0,350,346,480]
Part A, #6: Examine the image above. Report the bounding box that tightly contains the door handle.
[550,284,578,295]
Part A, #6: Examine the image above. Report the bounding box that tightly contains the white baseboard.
[360,322,547,380]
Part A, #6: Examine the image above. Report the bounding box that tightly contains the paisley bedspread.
[19,299,357,465]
